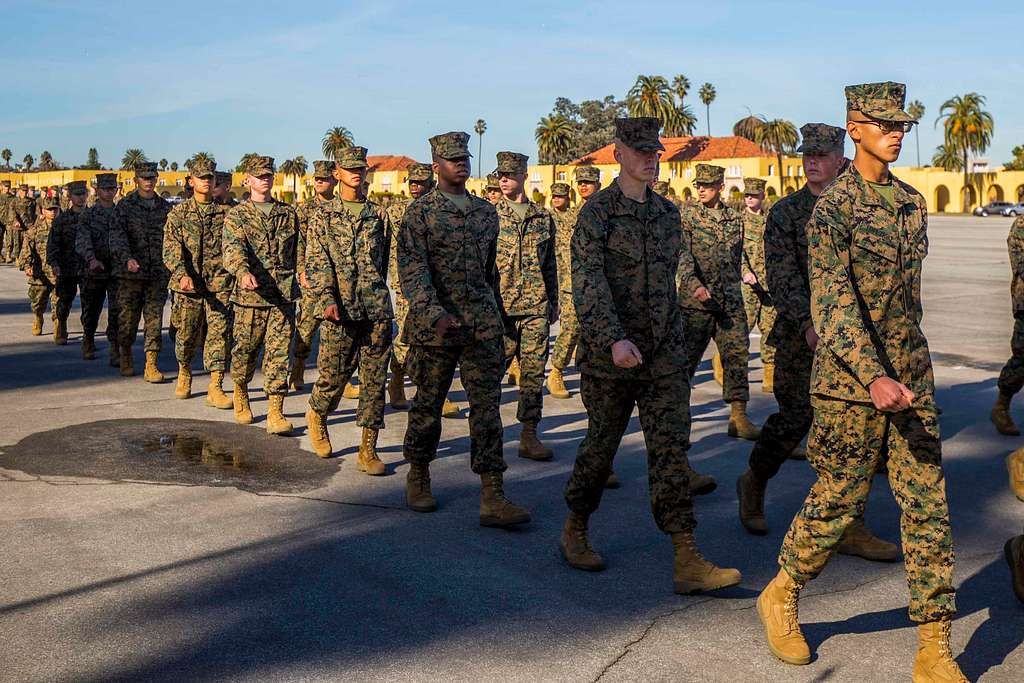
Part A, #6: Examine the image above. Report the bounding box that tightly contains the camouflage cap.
[614,117,665,151]
[574,166,600,183]
[337,146,368,169]
[495,151,529,174]
[95,173,119,189]
[485,172,501,190]
[18,183,28,191]
[653,181,670,195]
[135,161,159,178]
[407,162,434,182]
[743,178,767,195]
[845,81,914,122]
[312,160,336,179]
[694,164,725,185]
[66,180,88,195]
[1,180,10,188]
[190,157,216,178]
[429,131,472,160]
[797,123,846,154]
[41,196,60,210]
[245,155,275,175]
[550,182,570,197]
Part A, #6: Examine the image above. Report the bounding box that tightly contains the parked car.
[1001,203,1024,217]
[974,201,1013,216]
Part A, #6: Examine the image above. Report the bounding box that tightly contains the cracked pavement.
[1,215,1023,682]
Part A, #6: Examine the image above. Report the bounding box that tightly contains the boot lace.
[412,466,431,493]
[783,586,801,631]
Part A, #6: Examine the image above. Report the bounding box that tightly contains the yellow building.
[891,166,1024,214]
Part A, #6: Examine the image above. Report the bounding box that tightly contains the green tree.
[84,148,101,170]
[159,158,168,171]
[535,114,576,183]
[474,119,487,178]
[671,74,691,103]
[733,114,765,142]
[322,126,355,161]
[665,75,697,136]
[22,154,34,171]
[932,144,963,171]
[1005,145,1024,172]
[1,148,11,169]
[755,119,799,194]
[38,150,55,171]
[121,148,148,170]
[935,93,994,211]
[280,156,308,199]
[627,75,675,126]
[170,161,179,172]
[235,153,259,173]
[699,83,716,136]
[907,100,925,167]
[185,151,215,172]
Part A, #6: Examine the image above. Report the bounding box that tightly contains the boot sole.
[691,479,717,496]
[358,463,386,476]
[518,451,554,462]
[673,574,742,595]
[267,426,294,436]
[756,596,811,665]
[736,479,768,536]
[480,513,531,528]
[235,415,254,425]
[175,393,191,400]
[407,500,437,513]
[559,540,605,572]
[206,399,233,410]
[992,414,1021,436]
[836,547,900,562]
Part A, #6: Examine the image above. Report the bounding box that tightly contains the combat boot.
[506,356,520,386]
[205,371,233,409]
[837,519,899,562]
[266,394,294,435]
[559,511,605,571]
[342,380,360,400]
[81,334,96,360]
[671,531,742,594]
[1007,449,1024,501]
[233,384,253,425]
[405,463,437,512]
[737,468,768,535]
[762,362,774,393]
[289,356,306,392]
[31,312,43,336]
[174,364,192,399]
[683,459,716,495]
[119,348,135,377]
[305,408,332,458]
[912,619,968,683]
[143,351,164,383]
[519,423,553,461]
[546,367,570,399]
[789,445,807,460]
[441,398,461,418]
[109,342,120,367]
[54,318,67,345]
[712,351,724,386]
[605,470,621,489]
[479,471,531,527]
[727,401,761,440]
[991,390,1020,436]
[388,371,409,409]
[1006,534,1024,603]
[357,427,386,475]
[757,568,810,665]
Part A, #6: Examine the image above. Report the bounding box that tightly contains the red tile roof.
[574,136,773,165]
[367,155,419,172]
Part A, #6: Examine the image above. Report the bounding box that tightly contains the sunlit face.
[551,195,569,210]
[336,167,366,191]
[314,177,336,197]
[803,151,845,185]
[498,172,525,198]
[136,176,157,193]
[190,175,213,195]
[576,180,599,199]
[247,173,273,195]
[847,114,906,164]
[613,143,660,184]
[409,179,432,199]
[486,188,502,203]
[743,193,764,212]
[432,156,471,185]
[696,182,723,206]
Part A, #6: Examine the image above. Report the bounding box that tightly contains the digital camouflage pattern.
[312,159,335,178]
[550,182,570,197]
[744,178,767,195]
[18,214,57,319]
[231,304,295,395]
[429,132,472,159]
[694,164,725,185]
[741,208,776,369]
[574,166,600,183]
[5,193,35,262]
[566,180,695,532]
[845,81,914,121]
[407,163,433,182]
[46,208,83,326]
[652,181,670,196]
[485,173,501,191]
[997,215,1024,395]
[550,203,578,370]
[797,123,846,155]
[293,194,332,359]
[337,146,369,169]
[386,198,412,366]
[244,156,275,175]
[614,117,664,151]
[310,319,392,428]
[134,161,159,178]
[496,151,528,174]
[76,203,120,342]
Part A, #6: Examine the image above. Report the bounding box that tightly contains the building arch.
[1017,184,1024,202]
[682,187,693,201]
[987,184,1005,202]
[960,185,977,212]
[935,185,950,212]
[766,186,778,199]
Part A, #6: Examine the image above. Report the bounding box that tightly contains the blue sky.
[2,0,1020,171]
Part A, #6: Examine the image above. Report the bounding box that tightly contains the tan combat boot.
[737,469,768,535]
[143,351,164,383]
[479,471,531,527]
[683,459,717,496]
[174,364,192,399]
[305,408,332,458]
[54,318,67,345]
[266,394,294,435]
[837,519,899,562]
[233,384,253,424]
[342,380,360,400]
[1007,448,1024,501]
[31,312,43,336]
[81,335,96,360]
[388,371,409,409]
[546,367,570,399]
[289,356,306,392]
[519,423,553,461]
[559,511,605,571]
[1006,534,1024,603]
[109,342,120,367]
[727,401,761,440]
[357,427,386,475]
[119,348,135,377]
[441,398,461,418]
[991,390,1020,436]
[912,619,968,683]
[757,568,811,665]
[671,531,742,594]
[763,362,774,393]
[712,351,724,386]
[206,371,233,409]
[406,463,437,512]
[506,356,520,386]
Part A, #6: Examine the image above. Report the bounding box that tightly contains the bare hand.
[694,286,711,303]
[299,271,309,289]
[323,304,341,322]
[88,258,105,274]
[869,376,915,412]
[24,267,33,278]
[742,272,757,285]
[611,339,644,368]
[126,258,140,273]
[179,275,194,292]
[240,272,258,290]
[434,313,461,338]
[804,327,819,351]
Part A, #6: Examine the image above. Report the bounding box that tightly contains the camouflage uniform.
[76,174,121,346]
[293,160,336,362]
[163,164,234,373]
[0,181,11,262]
[997,214,1024,395]
[550,183,579,372]
[677,165,749,403]
[564,117,697,533]
[494,152,559,426]
[740,178,776,369]
[17,207,58,318]
[398,132,506,474]
[5,187,35,264]
[779,84,955,623]
[46,205,82,327]
[222,172,303,397]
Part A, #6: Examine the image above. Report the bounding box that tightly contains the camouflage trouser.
[310,320,392,429]
[550,290,578,371]
[171,291,233,372]
[742,286,776,367]
[403,337,506,474]
[749,321,814,481]
[565,370,695,533]
[504,314,549,425]
[27,282,55,318]
[997,311,1024,395]
[80,277,119,342]
[4,229,24,262]
[779,399,956,623]
[391,291,410,368]
[52,276,78,324]
[681,307,750,403]
[293,295,321,361]
[117,278,168,353]
[231,303,295,396]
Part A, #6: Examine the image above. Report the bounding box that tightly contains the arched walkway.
[682,187,693,201]
[935,185,950,212]
[988,184,1005,202]
[1016,185,1024,202]
[961,185,977,212]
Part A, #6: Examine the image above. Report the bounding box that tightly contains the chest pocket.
[607,226,644,262]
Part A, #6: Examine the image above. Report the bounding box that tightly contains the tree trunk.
[963,148,969,212]
[478,136,483,178]
[915,129,921,167]
[706,105,711,137]
[777,152,784,195]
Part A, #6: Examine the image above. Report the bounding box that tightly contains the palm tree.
[733,114,765,142]
[280,156,308,199]
[38,150,55,171]
[235,153,259,173]
[22,154,34,171]
[170,161,179,172]
[185,151,215,172]
[535,114,576,183]
[627,75,675,125]
[935,93,994,212]
[755,119,799,194]
[2,148,11,169]
[474,119,487,178]
[121,148,147,170]
[907,100,925,167]
[699,83,716,136]
[932,144,963,171]
[671,74,691,103]
[159,158,168,171]
[664,103,697,137]
[322,126,355,161]
[85,148,101,170]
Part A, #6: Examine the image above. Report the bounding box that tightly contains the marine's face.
[696,182,723,206]
[551,195,569,210]
[744,193,764,212]
[576,180,599,199]
[803,151,844,185]
[433,156,471,185]
[409,180,432,199]
[337,167,366,191]
[97,187,116,203]
[136,176,157,193]
[486,188,502,203]
[498,172,525,198]
[247,173,273,195]
[848,113,905,164]
[43,207,58,220]
[70,191,88,208]
[313,177,336,196]
[614,144,660,184]
[190,175,213,194]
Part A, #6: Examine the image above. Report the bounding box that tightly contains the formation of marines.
[17,79,1024,682]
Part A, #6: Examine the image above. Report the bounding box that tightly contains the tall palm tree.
[935,93,994,212]
[907,100,925,167]
[699,83,716,136]
[932,144,963,171]
[121,148,147,170]
[2,148,12,169]
[733,114,765,142]
[235,153,259,173]
[22,154,34,171]
[322,126,355,161]
[159,158,168,171]
[184,151,215,172]
[170,161,179,172]
[671,74,691,103]
[38,150,54,171]
[280,156,308,199]
[535,114,576,184]
[474,119,487,178]
[627,75,675,125]
[664,104,696,137]
[755,119,799,194]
